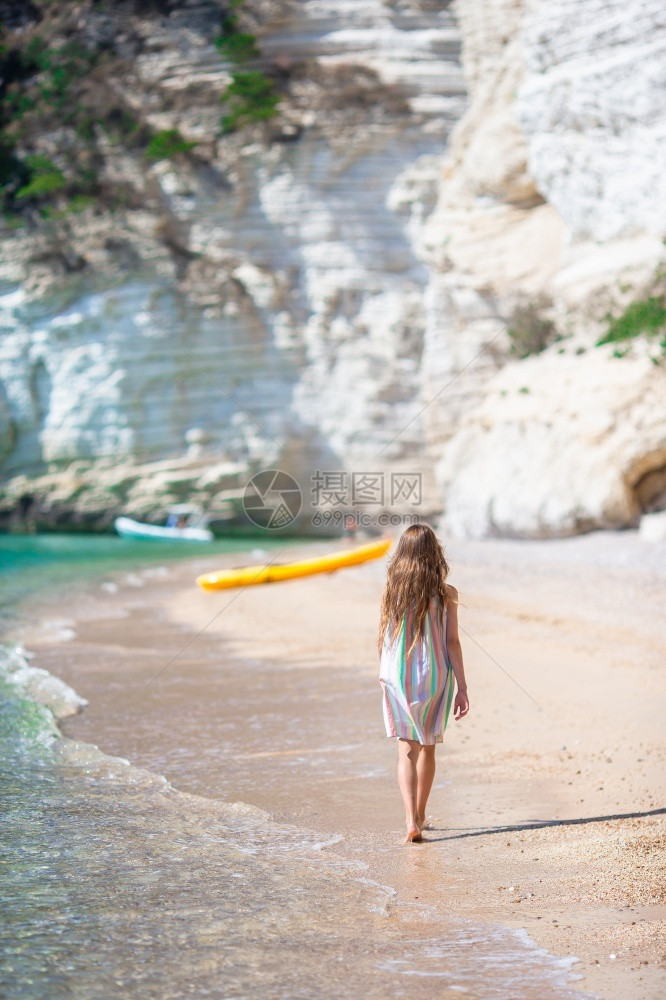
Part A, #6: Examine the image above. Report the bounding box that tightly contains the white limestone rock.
[515,0,666,241]
[1,0,665,538]
[437,350,666,538]
[639,511,666,543]
[421,0,666,537]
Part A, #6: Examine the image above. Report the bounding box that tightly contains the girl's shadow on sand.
[424,806,666,841]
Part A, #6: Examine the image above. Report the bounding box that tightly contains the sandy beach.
[18,530,666,999]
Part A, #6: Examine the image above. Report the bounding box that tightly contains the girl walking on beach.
[378,524,469,843]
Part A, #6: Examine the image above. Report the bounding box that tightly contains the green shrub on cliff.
[0,1,283,224]
[596,295,666,346]
[216,31,260,63]
[0,30,102,215]
[597,264,666,360]
[145,129,197,162]
[0,14,153,221]
[15,154,66,200]
[215,0,260,63]
[221,70,280,132]
[3,35,96,122]
[215,2,279,132]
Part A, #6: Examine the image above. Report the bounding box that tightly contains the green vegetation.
[221,70,280,132]
[596,295,666,345]
[215,0,280,132]
[15,154,66,200]
[216,31,260,63]
[0,15,151,222]
[0,28,104,217]
[19,36,95,115]
[596,264,666,362]
[0,0,283,224]
[215,0,260,63]
[145,129,197,162]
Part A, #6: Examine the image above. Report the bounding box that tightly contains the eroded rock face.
[0,0,665,537]
[516,0,666,242]
[437,351,666,539]
[0,0,465,531]
[424,0,666,538]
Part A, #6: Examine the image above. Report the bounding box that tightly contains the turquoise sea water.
[0,532,289,623]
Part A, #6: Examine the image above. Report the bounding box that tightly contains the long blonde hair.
[378,523,452,659]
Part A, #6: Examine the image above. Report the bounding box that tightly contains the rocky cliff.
[0,0,664,537]
[423,0,666,536]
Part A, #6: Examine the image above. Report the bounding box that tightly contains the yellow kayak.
[196,538,392,591]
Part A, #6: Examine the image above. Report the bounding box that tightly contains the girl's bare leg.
[397,738,422,842]
[415,743,436,831]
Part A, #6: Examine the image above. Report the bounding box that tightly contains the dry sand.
[21,530,666,999]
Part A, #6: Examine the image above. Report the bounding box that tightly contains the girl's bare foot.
[404,824,423,843]
[416,815,431,832]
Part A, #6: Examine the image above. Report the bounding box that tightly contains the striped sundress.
[379,596,454,745]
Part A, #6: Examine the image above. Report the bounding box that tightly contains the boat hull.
[114,516,213,542]
[196,538,391,590]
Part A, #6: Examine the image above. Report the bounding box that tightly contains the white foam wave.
[0,644,88,719]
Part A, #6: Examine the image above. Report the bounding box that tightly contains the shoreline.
[0,643,590,1000]
[11,530,666,998]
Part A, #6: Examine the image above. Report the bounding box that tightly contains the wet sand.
[19,530,666,999]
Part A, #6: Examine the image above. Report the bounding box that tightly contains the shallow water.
[0,647,591,1000]
[0,534,595,999]
[0,532,288,623]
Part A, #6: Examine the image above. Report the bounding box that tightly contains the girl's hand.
[453,688,469,720]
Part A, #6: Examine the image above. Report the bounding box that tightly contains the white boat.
[114,508,214,542]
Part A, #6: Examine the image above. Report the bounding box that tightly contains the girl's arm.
[445,586,470,720]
